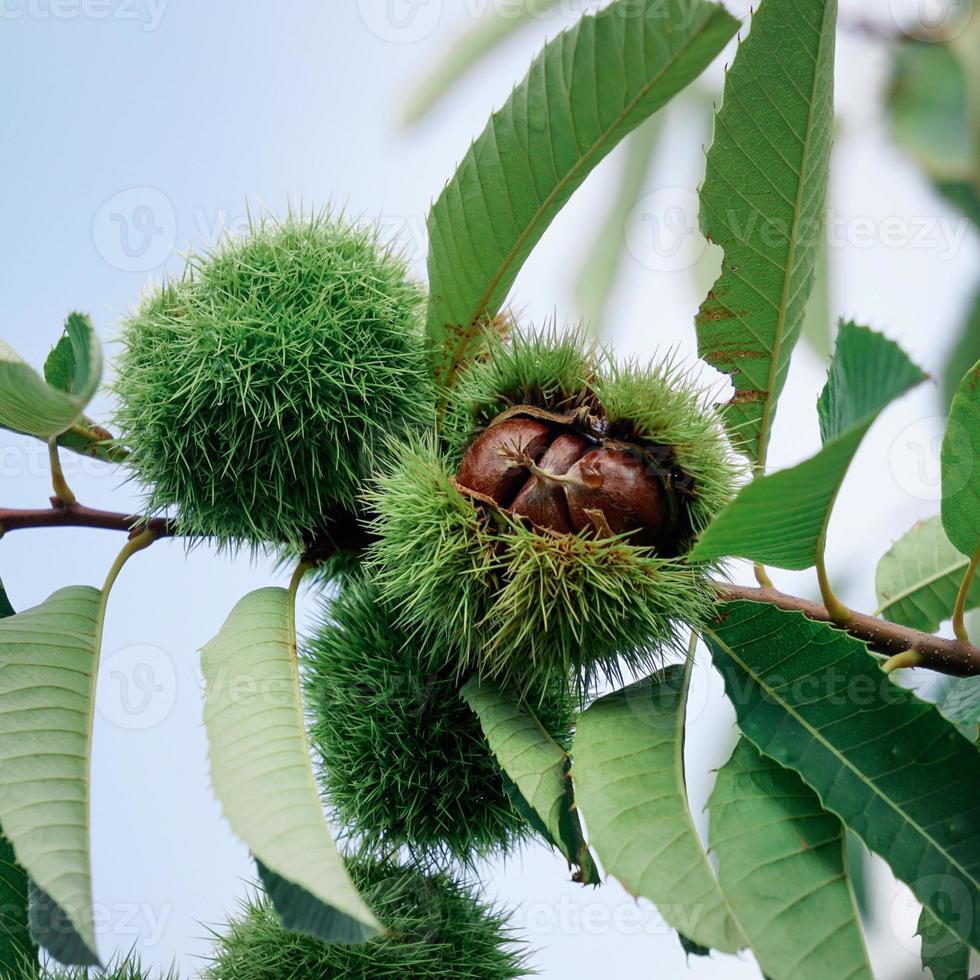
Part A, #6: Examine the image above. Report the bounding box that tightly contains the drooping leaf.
[460,677,599,884]
[703,600,980,948]
[0,313,102,440]
[875,516,980,632]
[709,739,872,980]
[425,0,738,388]
[0,587,103,966]
[917,904,971,980]
[201,588,381,943]
[571,663,744,952]
[401,0,565,126]
[574,115,664,332]
[0,587,37,977]
[692,323,927,568]
[256,860,376,947]
[695,0,836,466]
[941,358,980,558]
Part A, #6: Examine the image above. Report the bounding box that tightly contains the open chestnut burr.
[455,406,685,552]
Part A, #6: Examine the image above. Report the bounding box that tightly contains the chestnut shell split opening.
[455,406,691,554]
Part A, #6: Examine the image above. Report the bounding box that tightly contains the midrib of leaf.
[755,0,835,471]
[455,13,724,364]
[704,624,980,895]
[874,557,971,617]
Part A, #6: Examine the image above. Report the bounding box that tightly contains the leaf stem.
[952,546,979,643]
[816,550,850,625]
[287,562,312,633]
[47,437,76,506]
[100,528,159,598]
[753,563,773,589]
[882,649,923,673]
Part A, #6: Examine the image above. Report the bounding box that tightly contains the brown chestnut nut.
[563,447,666,545]
[509,433,590,533]
[456,418,551,506]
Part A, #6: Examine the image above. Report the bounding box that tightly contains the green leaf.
[256,860,375,946]
[43,331,77,394]
[0,587,37,978]
[571,663,744,952]
[0,587,102,966]
[703,600,980,949]
[201,588,381,943]
[695,0,836,467]
[460,677,599,884]
[401,0,565,126]
[691,323,926,569]
[817,322,926,443]
[709,739,871,979]
[941,358,980,557]
[425,0,738,388]
[875,516,980,632]
[917,904,971,980]
[0,313,102,440]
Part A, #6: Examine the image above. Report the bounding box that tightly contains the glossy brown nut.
[456,418,552,506]
[509,433,590,533]
[564,447,667,545]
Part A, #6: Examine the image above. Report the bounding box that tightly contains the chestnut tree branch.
[2,502,978,677]
[715,583,980,678]
[0,501,176,539]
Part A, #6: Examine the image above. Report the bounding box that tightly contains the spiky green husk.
[305,571,573,863]
[442,327,600,459]
[113,210,433,548]
[369,330,738,698]
[29,955,178,979]
[368,438,714,696]
[594,359,741,540]
[205,862,528,980]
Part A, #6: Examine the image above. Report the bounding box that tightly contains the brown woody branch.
[715,583,980,678]
[0,500,176,539]
[2,502,977,677]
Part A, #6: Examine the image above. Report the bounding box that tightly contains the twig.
[2,501,977,677]
[715,582,980,678]
[0,500,176,539]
